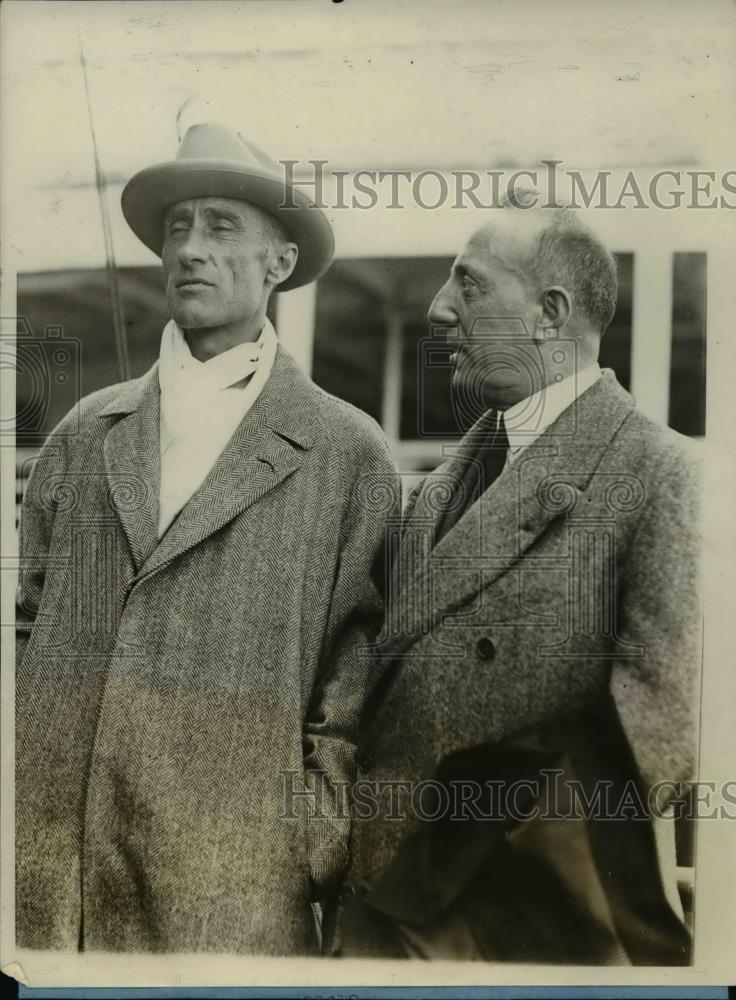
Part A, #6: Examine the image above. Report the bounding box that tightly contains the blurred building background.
[15,244,705,460]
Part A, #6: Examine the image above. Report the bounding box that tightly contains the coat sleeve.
[400,476,425,533]
[609,444,702,796]
[15,432,67,667]
[302,431,401,902]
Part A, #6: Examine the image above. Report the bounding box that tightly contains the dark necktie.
[435,409,509,544]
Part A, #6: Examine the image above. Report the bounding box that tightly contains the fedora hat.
[121,122,334,291]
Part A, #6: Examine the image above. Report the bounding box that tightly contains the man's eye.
[212,223,234,232]
[461,275,477,294]
[167,223,189,236]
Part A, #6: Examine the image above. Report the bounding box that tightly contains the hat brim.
[121,159,334,291]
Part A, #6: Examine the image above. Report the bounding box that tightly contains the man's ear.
[533,285,572,339]
[266,243,299,289]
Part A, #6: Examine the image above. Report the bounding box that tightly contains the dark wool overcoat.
[16,346,400,955]
[348,371,702,965]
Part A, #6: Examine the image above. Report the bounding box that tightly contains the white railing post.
[630,250,673,427]
[275,283,317,377]
[381,306,403,456]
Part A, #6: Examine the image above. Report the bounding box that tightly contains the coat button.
[476,636,496,661]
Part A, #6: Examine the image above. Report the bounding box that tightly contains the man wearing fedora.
[16,122,399,954]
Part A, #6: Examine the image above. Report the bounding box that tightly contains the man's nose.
[177,229,208,266]
[427,283,456,326]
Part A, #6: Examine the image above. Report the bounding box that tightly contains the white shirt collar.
[503,364,601,458]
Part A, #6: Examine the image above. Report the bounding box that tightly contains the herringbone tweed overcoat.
[348,370,702,964]
[16,345,399,955]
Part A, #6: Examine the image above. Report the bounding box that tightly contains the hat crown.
[177,122,278,176]
[122,119,334,289]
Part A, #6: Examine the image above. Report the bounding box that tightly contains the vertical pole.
[381,306,402,451]
[79,38,130,383]
[630,250,673,426]
[276,283,317,376]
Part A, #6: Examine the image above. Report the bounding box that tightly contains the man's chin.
[451,366,487,398]
[452,368,518,412]
[168,305,215,331]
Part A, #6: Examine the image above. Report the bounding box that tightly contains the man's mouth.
[176,278,214,289]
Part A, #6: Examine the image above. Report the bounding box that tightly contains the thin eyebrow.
[202,207,243,225]
[163,206,244,228]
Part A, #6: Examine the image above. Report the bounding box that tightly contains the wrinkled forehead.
[163,196,265,224]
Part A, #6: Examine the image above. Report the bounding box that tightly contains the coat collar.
[101,365,161,571]
[100,346,316,577]
[382,369,636,659]
[99,347,316,447]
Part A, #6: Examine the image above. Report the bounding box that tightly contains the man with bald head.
[342,202,701,965]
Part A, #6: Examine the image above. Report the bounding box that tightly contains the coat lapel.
[135,347,314,582]
[382,412,497,645]
[99,349,316,580]
[101,366,161,571]
[408,410,494,542]
[386,371,636,658]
